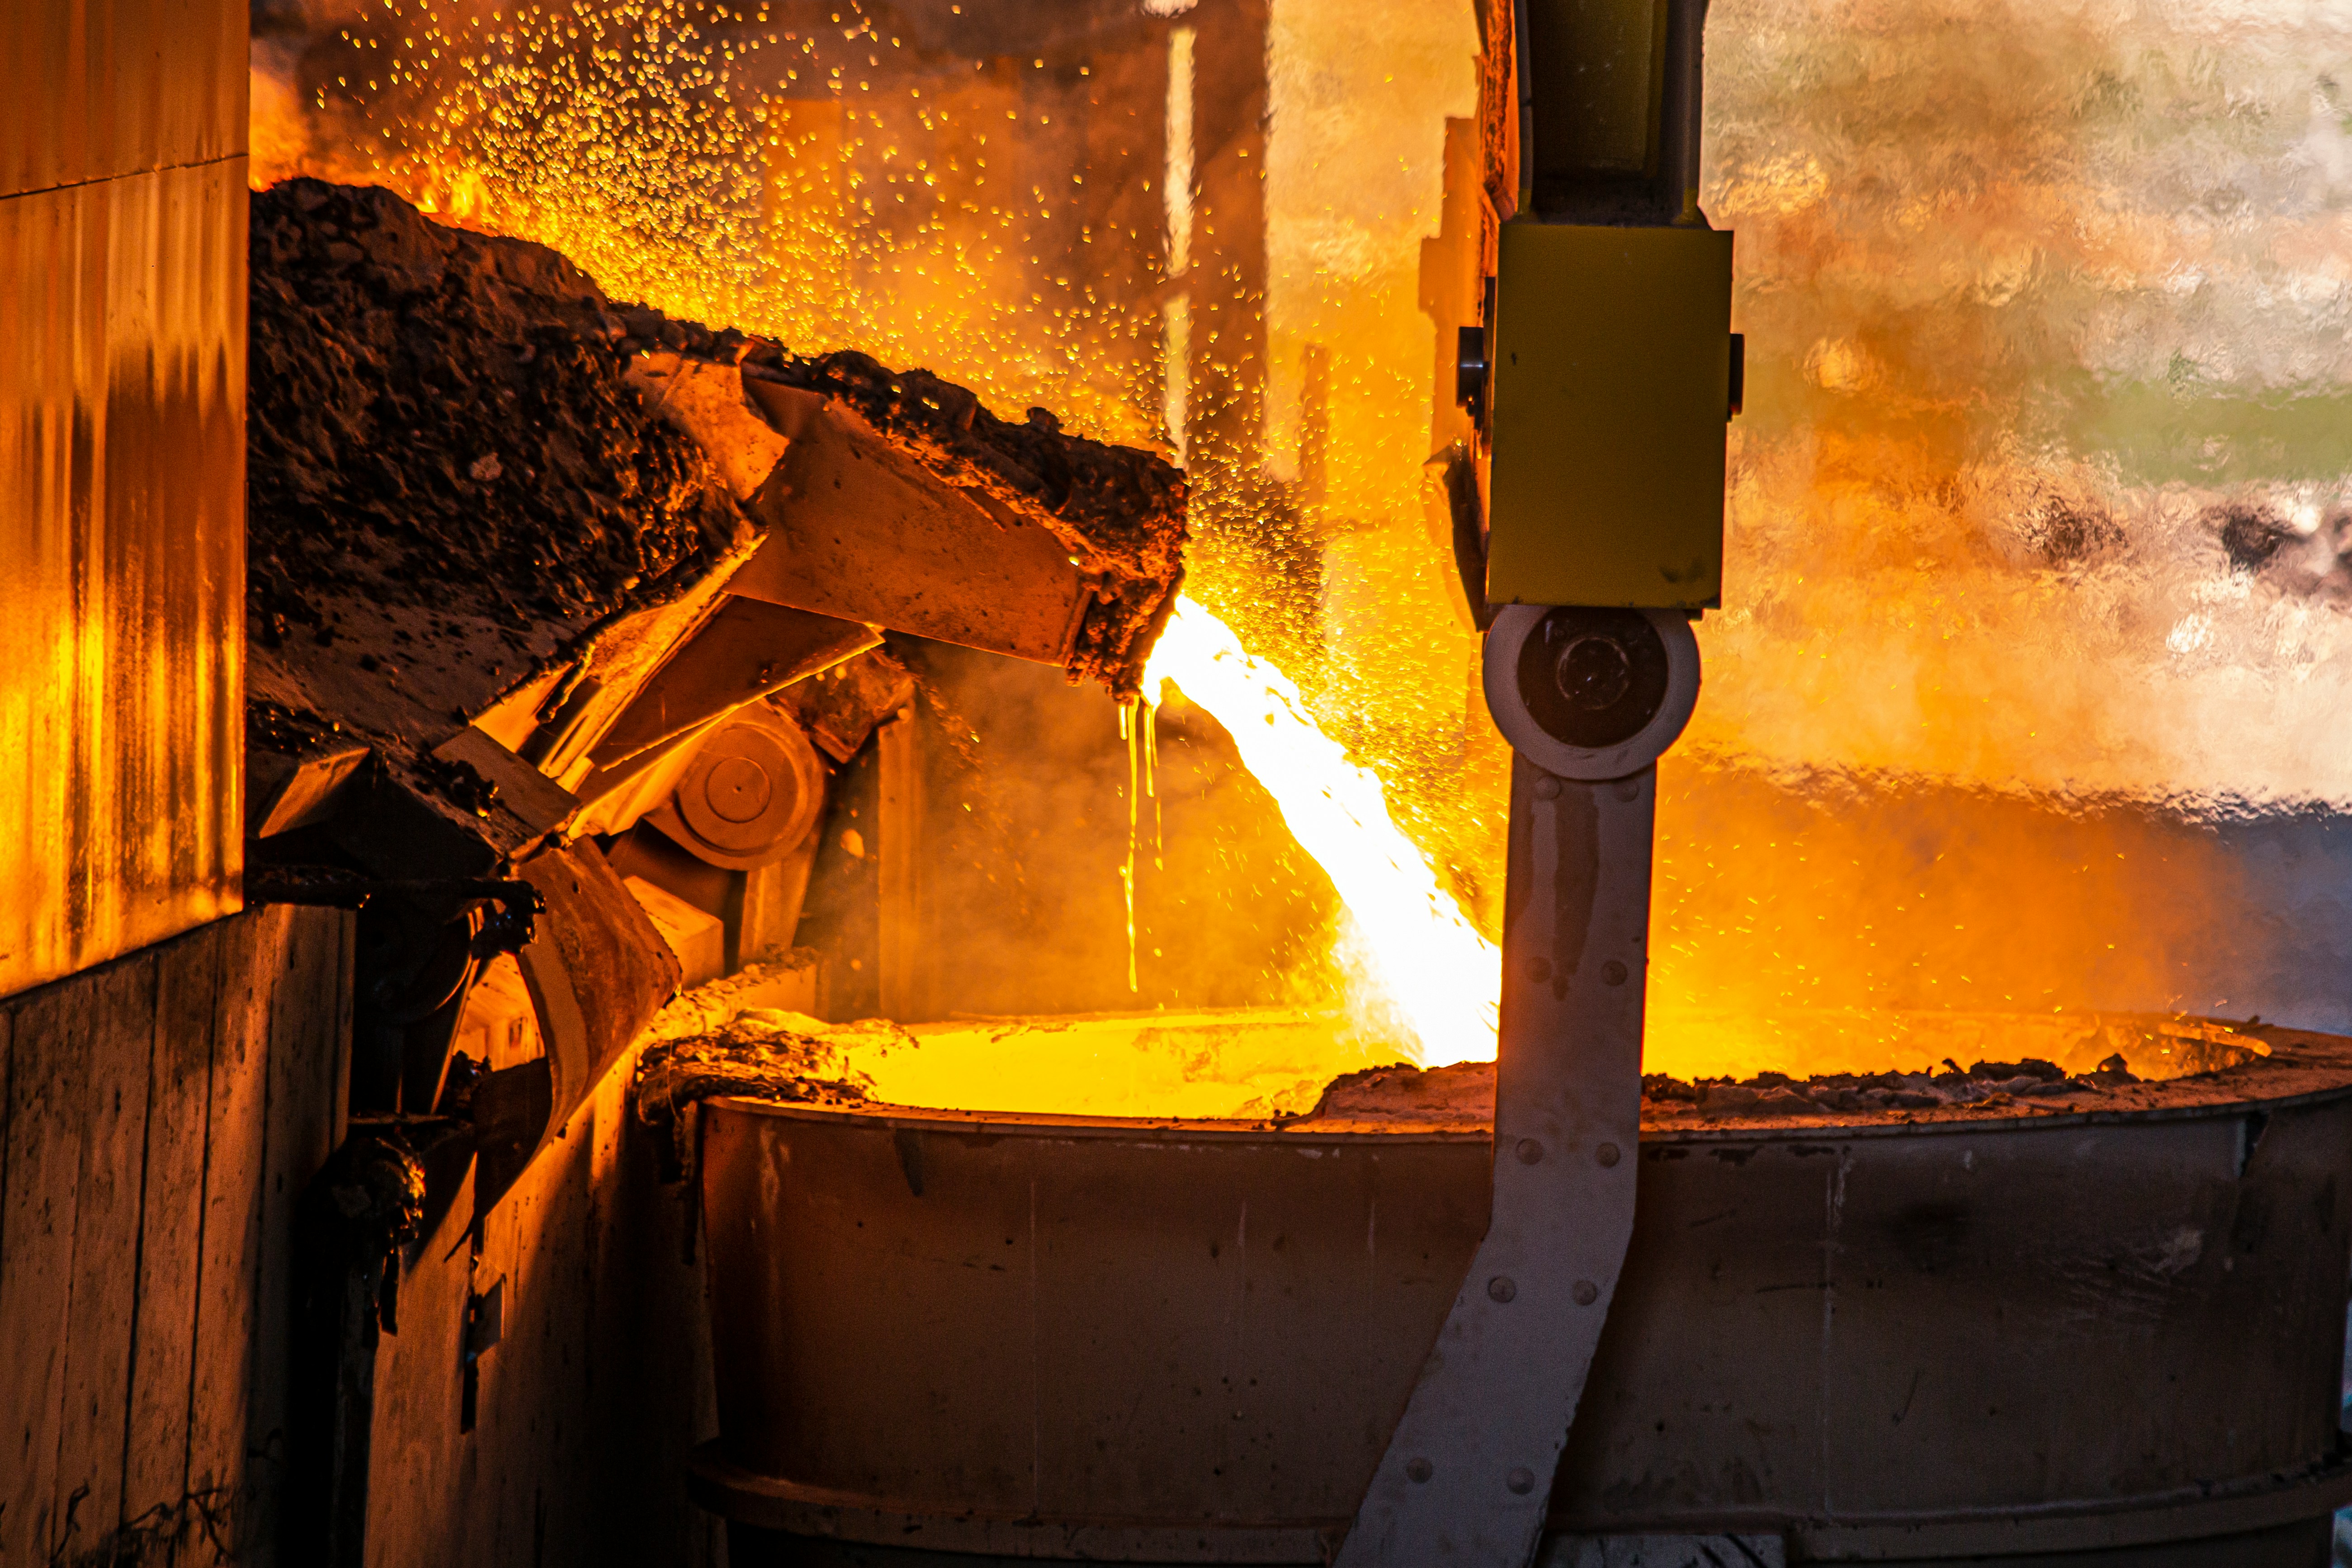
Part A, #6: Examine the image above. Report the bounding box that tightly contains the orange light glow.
[1145,597,1499,1066]
[254,0,2352,1105]
[779,1002,2254,1120]
[836,1008,1406,1120]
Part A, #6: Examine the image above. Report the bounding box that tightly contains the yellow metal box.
[1485,221,1734,609]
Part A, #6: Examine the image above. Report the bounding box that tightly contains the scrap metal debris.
[250,178,743,642]
[1651,1058,2121,1117]
[1286,1015,2292,1134]
[633,1008,884,1181]
[248,178,761,869]
[247,176,1189,866]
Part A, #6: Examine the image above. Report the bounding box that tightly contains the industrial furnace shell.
[690,1029,2352,1563]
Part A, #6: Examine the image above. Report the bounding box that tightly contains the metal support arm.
[1337,758,1654,1565]
[1337,604,1700,1568]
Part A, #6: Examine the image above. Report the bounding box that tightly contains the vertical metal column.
[1336,758,1653,1566]
[1338,603,1700,1568]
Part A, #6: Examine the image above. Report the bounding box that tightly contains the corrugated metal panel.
[0,0,247,200]
[0,160,245,998]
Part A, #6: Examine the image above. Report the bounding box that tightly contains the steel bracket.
[1337,755,1654,1566]
[1340,605,1696,1568]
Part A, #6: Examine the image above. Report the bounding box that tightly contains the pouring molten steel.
[1144,597,1501,1068]
[252,0,2352,1111]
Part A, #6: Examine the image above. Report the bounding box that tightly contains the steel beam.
[1335,757,1653,1567]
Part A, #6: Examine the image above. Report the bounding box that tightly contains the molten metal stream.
[1145,597,1501,1067]
[254,0,2352,1098]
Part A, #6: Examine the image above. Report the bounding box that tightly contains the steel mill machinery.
[684,2,2352,1565]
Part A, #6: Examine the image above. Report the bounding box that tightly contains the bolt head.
[1407,1457,1434,1484]
[1515,1137,1544,1165]
[1533,774,1562,801]
[1506,1466,1535,1495]
[1572,1279,1599,1306]
[1487,1275,1517,1303]
[1601,959,1629,986]
[1596,1142,1621,1167]
[1527,956,1552,983]
[1612,777,1642,802]
[1555,635,1632,712]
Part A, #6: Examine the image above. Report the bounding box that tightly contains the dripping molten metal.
[1143,597,1501,1067]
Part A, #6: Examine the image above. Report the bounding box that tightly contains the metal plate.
[589,595,878,769]
[693,1069,2352,1560]
[0,162,246,997]
[1484,222,1732,611]
[1337,761,1655,1567]
[430,726,582,839]
[0,0,246,200]
[727,384,1094,667]
[502,839,680,1196]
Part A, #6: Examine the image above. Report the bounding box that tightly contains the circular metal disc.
[1482,605,1700,779]
[667,706,826,869]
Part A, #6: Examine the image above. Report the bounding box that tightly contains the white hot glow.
[1145,596,1500,1065]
